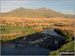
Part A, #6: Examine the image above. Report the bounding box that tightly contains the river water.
[1,27,64,55]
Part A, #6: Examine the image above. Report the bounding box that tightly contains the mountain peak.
[18,7,25,10]
[39,7,48,10]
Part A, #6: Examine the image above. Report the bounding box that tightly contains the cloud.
[62,10,74,14]
[1,1,32,12]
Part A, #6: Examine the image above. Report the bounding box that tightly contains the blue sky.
[1,0,75,14]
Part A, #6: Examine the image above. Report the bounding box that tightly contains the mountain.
[0,7,74,18]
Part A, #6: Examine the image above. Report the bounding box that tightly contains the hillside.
[0,7,74,18]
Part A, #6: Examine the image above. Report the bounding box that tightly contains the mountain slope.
[0,7,74,18]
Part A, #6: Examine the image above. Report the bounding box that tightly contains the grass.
[49,41,74,55]
[1,27,32,34]
[1,17,74,41]
[49,27,74,55]
[54,27,74,42]
[1,26,42,40]
[1,30,40,41]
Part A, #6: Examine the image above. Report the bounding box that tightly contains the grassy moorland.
[1,16,74,41]
[0,17,51,40]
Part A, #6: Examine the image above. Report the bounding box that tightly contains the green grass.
[1,26,32,34]
[1,26,41,41]
[49,41,74,55]
[1,30,40,41]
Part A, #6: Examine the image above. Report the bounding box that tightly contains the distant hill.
[0,7,74,18]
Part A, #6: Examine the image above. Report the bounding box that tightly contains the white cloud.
[62,10,74,14]
[1,1,31,12]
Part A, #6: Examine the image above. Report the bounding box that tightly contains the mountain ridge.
[0,7,74,18]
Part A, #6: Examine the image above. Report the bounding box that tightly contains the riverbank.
[49,26,74,55]
[1,27,41,41]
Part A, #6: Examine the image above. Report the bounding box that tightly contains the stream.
[1,27,65,55]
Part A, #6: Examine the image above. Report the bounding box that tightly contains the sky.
[1,0,75,14]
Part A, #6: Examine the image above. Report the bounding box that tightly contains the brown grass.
[1,16,74,27]
[1,16,74,40]
[54,27,74,42]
